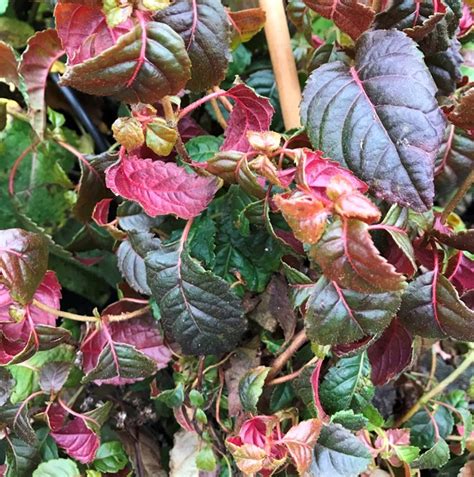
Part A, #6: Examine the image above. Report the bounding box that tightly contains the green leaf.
[270,382,296,413]
[394,445,420,464]
[5,437,40,477]
[320,353,374,415]
[196,446,217,472]
[239,366,270,413]
[310,218,406,293]
[282,262,315,308]
[155,383,185,408]
[309,424,371,477]
[189,389,205,408]
[406,406,454,449]
[37,427,59,462]
[93,441,128,473]
[305,276,402,345]
[155,0,231,92]
[0,228,48,304]
[189,214,217,268]
[0,403,38,445]
[227,44,252,79]
[32,459,80,477]
[146,240,246,355]
[83,401,113,434]
[0,17,34,48]
[330,410,369,431]
[0,0,8,15]
[83,343,158,383]
[413,439,450,470]
[185,136,223,163]
[61,21,191,103]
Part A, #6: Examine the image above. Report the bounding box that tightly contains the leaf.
[449,87,474,131]
[0,41,19,87]
[308,424,371,477]
[51,416,100,464]
[218,83,274,153]
[54,2,133,65]
[60,20,191,104]
[309,218,406,293]
[146,240,246,355]
[432,228,474,254]
[238,366,270,413]
[282,419,322,474]
[32,459,80,477]
[229,7,266,46]
[39,362,72,394]
[398,271,474,341]
[303,0,374,40]
[169,430,200,477]
[19,29,65,139]
[330,410,369,431]
[81,302,171,384]
[301,30,445,211]
[92,441,128,473]
[117,240,154,296]
[73,152,116,223]
[426,38,463,96]
[4,437,40,477]
[145,117,178,157]
[413,439,450,469]
[367,319,413,385]
[0,404,37,445]
[155,0,231,92]
[105,154,219,219]
[0,229,49,304]
[0,17,35,49]
[435,126,474,200]
[185,135,223,163]
[0,368,14,405]
[319,353,374,415]
[406,406,454,449]
[305,276,402,345]
[196,446,217,471]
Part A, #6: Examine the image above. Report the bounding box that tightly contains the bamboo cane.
[259,0,302,130]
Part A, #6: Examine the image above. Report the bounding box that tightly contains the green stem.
[395,349,474,426]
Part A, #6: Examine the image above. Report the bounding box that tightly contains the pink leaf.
[0,42,19,87]
[220,84,274,153]
[19,29,65,139]
[51,415,99,464]
[54,2,133,65]
[367,319,413,386]
[105,153,219,219]
[81,300,172,385]
[0,271,61,365]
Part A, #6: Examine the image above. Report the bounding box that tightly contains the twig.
[8,142,39,195]
[395,349,474,426]
[259,0,302,129]
[267,355,319,386]
[266,329,308,381]
[209,97,228,129]
[440,168,474,224]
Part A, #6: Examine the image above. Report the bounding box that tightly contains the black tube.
[50,73,109,153]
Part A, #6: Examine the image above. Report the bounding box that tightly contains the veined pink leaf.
[105,154,220,219]
[50,415,99,464]
[54,2,133,65]
[367,319,413,386]
[220,83,274,153]
[0,271,61,365]
[19,29,65,139]
[81,300,172,385]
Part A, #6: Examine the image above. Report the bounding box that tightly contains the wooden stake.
[259,0,302,130]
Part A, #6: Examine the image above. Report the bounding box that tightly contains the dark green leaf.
[5,437,40,477]
[399,271,474,341]
[406,406,454,449]
[308,424,371,477]
[146,240,246,355]
[0,404,37,446]
[320,353,374,415]
[185,136,223,163]
[155,0,231,92]
[239,366,270,413]
[301,30,445,211]
[83,402,113,434]
[155,383,185,408]
[330,410,369,431]
[305,276,401,345]
[413,439,450,469]
[61,22,191,103]
[189,214,217,268]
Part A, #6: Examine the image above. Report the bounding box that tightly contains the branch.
[440,168,474,224]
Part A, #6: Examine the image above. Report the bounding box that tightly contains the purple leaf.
[220,83,274,153]
[105,153,220,219]
[301,30,445,211]
[367,319,413,385]
[39,362,72,394]
[19,29,65,139]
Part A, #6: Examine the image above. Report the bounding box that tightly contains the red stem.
[178,90,225,120]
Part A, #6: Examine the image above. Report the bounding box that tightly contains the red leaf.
[220,84,274,153]
[54,2,133,65]
[0,271,61,365]
[51,415,99,464]
[19,29,65,139]
[303,0,374,40]
[105,153,219,219]
[449,253,474,295]
[81,300,172,385]
[0,41,19,87]
[367,319,413,386]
